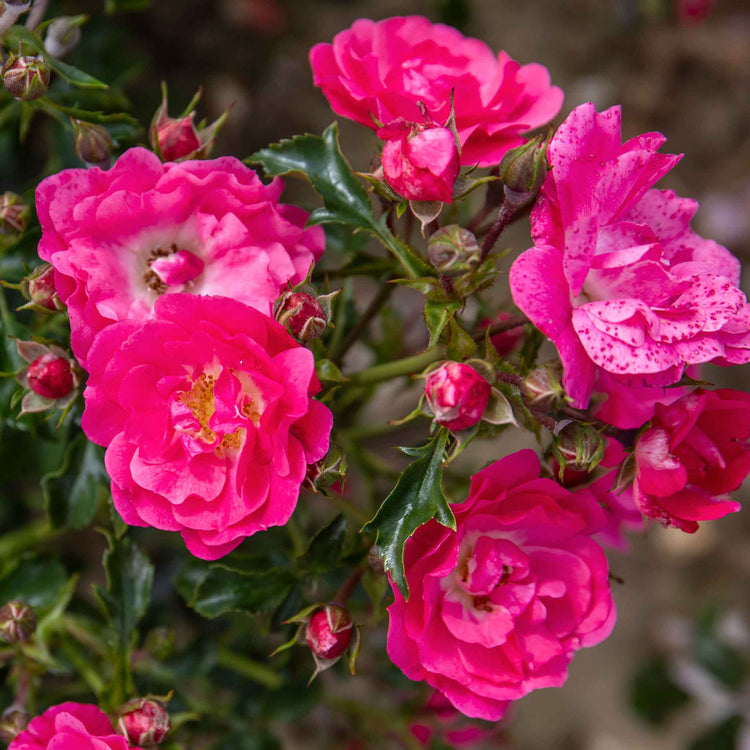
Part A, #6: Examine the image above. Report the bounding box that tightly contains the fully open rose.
[35,147,324,368]
[310,15,563,167]
[510,103,750,408]
[387,450,616,720]
[9,703,140,750]
[633,388,749,531]
[81,294,332,560]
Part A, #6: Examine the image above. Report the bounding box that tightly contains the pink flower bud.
[155,115,202,162]
[0,601,36,644]
[305,605,353,661]
[377,120,460,204]
[0,192,30,239]
[116,698,170,747]
[72,119,113,167]
[2,54,50,101]
[425,362,491,432]
[27,354,74,399]
[273,291,328,343]
[26,264,60,310]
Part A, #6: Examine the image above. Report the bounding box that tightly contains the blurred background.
[1,0,749,748]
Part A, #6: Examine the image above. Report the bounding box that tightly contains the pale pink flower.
[387,450,616,721]
[633,389,749,532]
[35,148,324,369]
[378,120,460,203]
[81,294,332,560]
[310,16,563,167]
[510,103,750,408]
[9,703,139,750]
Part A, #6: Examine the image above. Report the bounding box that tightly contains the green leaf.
[42,435,108,529]
[630,658,689,725]
[105,0,152,11]
[361,430,454,599]
[298,515,346,573]
[424,300,460,348]
[315,359,349,384]
[0,557,67,610]
[94,532,154,651]
[249,124,431,279]
[179,562,296,619]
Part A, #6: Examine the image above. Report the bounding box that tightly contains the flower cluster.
[35,150,332,559]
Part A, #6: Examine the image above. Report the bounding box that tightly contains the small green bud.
[498,133,549,204]
[72,119,113,167]
[427,225,481,274]
[552,422,605,475]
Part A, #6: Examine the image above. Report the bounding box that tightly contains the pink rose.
[9,703,140,750]
[310,16,563,167]
[633,389,749,532]
[424,362,490,432]
[81,294,332,560]
[35,148,324,368]
[377,120,459,203]
[387,450,616,720]
[510,103,750,408]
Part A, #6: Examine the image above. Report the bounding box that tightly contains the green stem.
[61,641,106,697]
[0,521,60,563]
[215,648,282,690]
[348,347,445,387]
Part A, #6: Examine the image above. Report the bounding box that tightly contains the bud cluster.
[0,600,36,644]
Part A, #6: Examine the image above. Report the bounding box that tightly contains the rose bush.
[9,703,139,750]
[35,148,324,368]
[310,15,563,167]
[633,388,750,531]
[387,450,616,720]
[510,103,750,408]
[81,293,332,559]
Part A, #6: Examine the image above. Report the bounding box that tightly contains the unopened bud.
[24,264,61,310]
[116,698,170,747]
[305,605,353,663]
[273,289,331,343]
[27,353,74,399]
[498,134,548,205]
[303,446,346,494]
[0,192,30,239]
[425,361,491,432]
[0,601,36,644]
[520,365,563,412]
[427,225,481,274]
[44,17,83,59]
[552,422,605,474]
[2,54,50,101]
[0,706,29,743]
[72,119,112,167]
[153,115,201,162]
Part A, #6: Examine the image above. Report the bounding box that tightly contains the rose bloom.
[310,15,563,167]
[633,389,749,532]
[36,147,324,368]
[510,103,750,408]
[81,294,332,560]
[377,120,460,203]
[9,703,140,750]
[387,450,616,720]
[424,362,490,432]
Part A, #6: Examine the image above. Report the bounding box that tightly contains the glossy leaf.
[298,514,346,573]
[42,435,107,529]
[0,557,67,610]
[250,124,431,279]
[361,430,454,598]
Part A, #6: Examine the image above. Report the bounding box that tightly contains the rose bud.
[0,601,36,644]
[0,706,29,743]
[149,84,230,162]
[22,263,62,311]
[427,225,481,275]
[72,119,113,167]
[377,119,460,204]
[497,133,548,207]
[15,341,80,415]
[425,362,491,432]
[552,421,605,475]
[116,698,170,747]
[2,54,51,101]
[273,291,327,343]
[520,365,564,412]
[305,605,354,664]
[0,192,30,241]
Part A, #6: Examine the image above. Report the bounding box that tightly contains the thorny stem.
[472,313,528,342]
[330,280,396,366]
[480,198,517,261]
[348,346,445,387]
